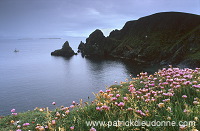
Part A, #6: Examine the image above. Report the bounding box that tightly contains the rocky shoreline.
[51,12,200,68]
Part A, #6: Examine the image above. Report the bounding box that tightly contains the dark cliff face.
[51,41,75,57]
[78,29,120,57]
[78,12,200,67]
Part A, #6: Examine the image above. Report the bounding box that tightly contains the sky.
[0,0,199,38]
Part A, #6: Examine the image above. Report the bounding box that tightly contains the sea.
[0,38,160,116]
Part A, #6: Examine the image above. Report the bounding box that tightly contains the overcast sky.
[0,0,199,38]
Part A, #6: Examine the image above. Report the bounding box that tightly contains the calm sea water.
[0,38,160,116]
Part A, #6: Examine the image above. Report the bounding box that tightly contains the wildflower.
[72,101,76,105]
[99,90,104,93]
[52,102,56,105]
[55,112,60,117]
[162,99,170,102]
[166,107,172,112]
[129,84,134,87]
[96,107,101,111]
[158,103,165,108]
[118,102,125,107]
[17,125,21,128]
[23,123,30,127]
[90,127,96,131]
[16,129,22,131]
[65,110,70,114]
[52,120,56,125]
[70,105,75,108]
[109,94,114,97]
[116,94,120,97]
[127,107,133,111]
[111,97,117,101]
[106,89,111,93]
[179,125,187,130]
[101,105,110,110]
[193,101,199,105]
[12,113,18,116]
[11,109,16,112]
[123,97,128,101]
[70,126,75,130]
[145,99,150,103]
[182,95,187,98]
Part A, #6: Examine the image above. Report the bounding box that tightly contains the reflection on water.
[0,39,161,116]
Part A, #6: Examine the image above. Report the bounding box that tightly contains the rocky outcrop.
[51,41,75,57]
[78,12,200,67]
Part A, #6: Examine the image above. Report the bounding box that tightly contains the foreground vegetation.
[0,66,200,131]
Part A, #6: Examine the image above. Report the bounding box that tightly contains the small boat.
[14,49,19,52]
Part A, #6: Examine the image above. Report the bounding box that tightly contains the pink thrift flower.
[106,89,111,93]
[52,102,56,105]
[109,94,114,97]
[111,97,117,101]
[12,113,17,116]
[52,120,56,125]
[23,123,30,127]
[90,127,96,131]
[72,101,76,105]
[96,107,101,111]
[123,97,128,101]
[65,110,70,114]
[99,90,104,93]
[70,105,75,108]
[127,107,133,111]
[118,102,125,107]
[116,94,120,97]
[11,109,15,113]
[129,84,134,87]
[70,126,74,130]
[182,95,187,98]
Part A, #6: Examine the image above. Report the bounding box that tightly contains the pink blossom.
[70,126,74,130]
[111,97,117,101]
[11,109,15,113]
[123,97,128,101]
[70,105,75,108]
[99,90,104,93]
[116,94,120,97]
[96,107,101,111]
[52,102,56,105]
[90,127,96,131]
[23,123,30,127]
[12,113,17,116]
[182,95,187,98]
[106,89,111,93]
[101,105,110,110]
[109,94,114,97]
[127,107,133,111]
[118,102,125,107]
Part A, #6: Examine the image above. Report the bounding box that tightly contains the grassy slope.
[0,67,200,131]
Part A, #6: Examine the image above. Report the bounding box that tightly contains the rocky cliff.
[78,12,200,67]
[51,41,75,57]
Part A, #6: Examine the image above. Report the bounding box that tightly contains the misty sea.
[0,38,159,116]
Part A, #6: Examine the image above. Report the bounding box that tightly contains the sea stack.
[51,41,75,57]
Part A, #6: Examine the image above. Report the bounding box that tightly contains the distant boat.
[14,49,19,52]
